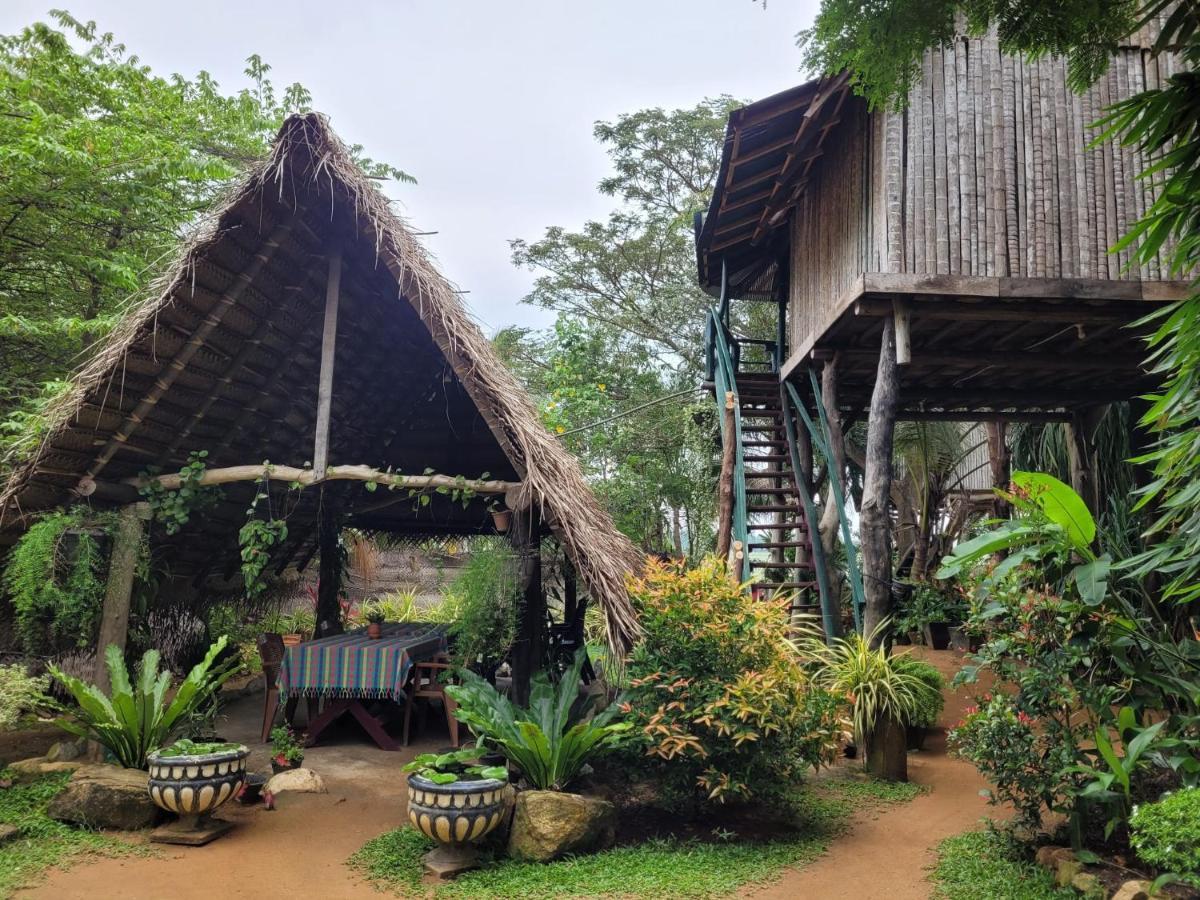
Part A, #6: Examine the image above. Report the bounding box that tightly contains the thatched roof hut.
[0,113,642,650]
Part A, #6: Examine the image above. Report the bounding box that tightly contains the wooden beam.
[313,246,342,474]
[86,222,291,481]
[860,319,899,648]
[853,297,1157,324]
[122,463,519,494]
[835,349,1146,372]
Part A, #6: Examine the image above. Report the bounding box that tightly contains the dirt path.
[750,648,1001,900]
[20,650,996,900]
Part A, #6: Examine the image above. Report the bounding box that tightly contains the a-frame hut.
[0,113,643,693]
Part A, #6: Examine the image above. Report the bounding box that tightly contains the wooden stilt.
[818,355,846,560]
[716,391,735,562]
[315,487,343,638]
[861,319,900,646]
[985,420,1010,516]
[93,504,148,694]
[313,247,342,475]
[1067,407,1104,519]
[510,505,543,706]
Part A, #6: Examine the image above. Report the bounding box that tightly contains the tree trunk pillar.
[1067,407,1104,518]
[316,487,344,638]
[867,714,908,781]
[510,504,544,706]
[818,355,846,560]
[861,317,900,646]
[986,419,1010,517]
[93,503,148,695]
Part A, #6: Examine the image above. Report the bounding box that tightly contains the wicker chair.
[402,653,459,747]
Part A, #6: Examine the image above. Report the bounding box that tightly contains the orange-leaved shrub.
[620,556,843,806]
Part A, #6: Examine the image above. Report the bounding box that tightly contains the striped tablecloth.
[277,622,447,704]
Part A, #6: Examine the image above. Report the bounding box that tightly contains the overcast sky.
[3,1,818,332]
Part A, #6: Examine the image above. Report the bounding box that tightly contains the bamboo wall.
[789,35,1180,352]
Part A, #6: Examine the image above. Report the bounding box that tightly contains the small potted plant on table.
[270,725,305,773]
[146,738,249,845]
[403,746,509,877]
[363,600,385,639]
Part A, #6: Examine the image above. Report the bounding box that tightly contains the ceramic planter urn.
[146,745,249,844]
[407,773,507,876]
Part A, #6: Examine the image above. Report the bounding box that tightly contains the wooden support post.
[861,318,900,646]
[716,391,736,563]
[315,486,343,638]
[510,504,544,706]
[93,504,148,695]
[893,298,912,365]
[313,247,342,475]
[985,420,1010,516]
[1067,407,1104,519]
[818,355,846,560]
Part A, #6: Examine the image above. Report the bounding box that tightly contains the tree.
[0,11,409,463]
[506,99,745,554]
[799,0,1200,606]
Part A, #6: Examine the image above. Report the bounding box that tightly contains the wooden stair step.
[747,487,796,494]
[751,581,818,590]
[750,522,809,530]
[750,541,811,549]
[742,441,786,448]
[749,560,811,568]
[748,504,802,513]
[744,454,789,463]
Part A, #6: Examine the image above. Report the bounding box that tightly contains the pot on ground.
[271,756,303,775]
[407,772,508,876]
[147,744,248,834]
[924,622,951,650]
[367,622,383,640]
[948,626,974,652]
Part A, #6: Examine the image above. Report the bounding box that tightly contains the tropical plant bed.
[0,769,144,895]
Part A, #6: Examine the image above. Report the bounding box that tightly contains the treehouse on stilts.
[697,25,1185,640]
[0,113,642,702]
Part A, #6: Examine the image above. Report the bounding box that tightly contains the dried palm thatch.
[0,113,644,651]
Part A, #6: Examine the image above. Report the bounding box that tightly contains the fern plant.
[49,636,240,769]
[445,649,629,791]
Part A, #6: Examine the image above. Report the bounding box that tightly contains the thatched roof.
[0,113,643,648]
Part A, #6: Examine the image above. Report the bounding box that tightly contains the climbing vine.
[239,469,289,598]
[139,450,216,534]
[2,508,147,655]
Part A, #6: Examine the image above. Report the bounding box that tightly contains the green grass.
[350,779,928,899]
[0,769,138,897]
[930,831,1075,900]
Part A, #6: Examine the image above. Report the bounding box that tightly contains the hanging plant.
[2,508,144,655]
[239,470,289,598]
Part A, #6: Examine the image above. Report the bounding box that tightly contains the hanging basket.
[491,509,511,533]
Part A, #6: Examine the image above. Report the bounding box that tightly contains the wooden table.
[277,622,447,751]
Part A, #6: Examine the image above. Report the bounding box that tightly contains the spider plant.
[790,622,938,746]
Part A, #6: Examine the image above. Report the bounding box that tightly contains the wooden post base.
[150,814,235,846]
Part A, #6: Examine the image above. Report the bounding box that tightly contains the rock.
[10,757,83,777]
[1035,845,1067,870]
[1054,855,1084,888]
[1071,872,1102,895]
[507,790,617,863]
[1111,880,1153,900]
[0,823,18,844]
[264,767,326,795]
[45,740,85,763]
[47,764,160,830]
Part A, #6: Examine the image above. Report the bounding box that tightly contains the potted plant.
[363,600,385,639]
[402,746,509,876]
[488,500,511,534]
[895,583,963,650]
[892,656,946,751]
[269,725,304,773]
[146,738,249,844]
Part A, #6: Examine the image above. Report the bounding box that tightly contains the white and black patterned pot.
[146,745,249,826]
[406,773,507,845]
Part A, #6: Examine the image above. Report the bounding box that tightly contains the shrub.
[446,649,628,790]
[49,637,239,769]
[620,557,842,806]
[894,582,966,635]
[1130,788,1200,885]
[891,656,945,728]
[0,664,49,731]
[446,543,520,675]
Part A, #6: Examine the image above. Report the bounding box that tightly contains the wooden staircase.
[735,373,820,618]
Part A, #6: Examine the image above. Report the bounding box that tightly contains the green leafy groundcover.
[349,781,919,899]
[0,771,138,895]
[931,831,1074,899]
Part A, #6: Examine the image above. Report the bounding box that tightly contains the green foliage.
[931,830,1074,900]
[793,623,940,742]
[2,508,125,655]
[621,558,843,806]
[894,582,966,634]
[445,542,520,674]
[349,791,848,899]
[139,450,215,534]
[0,771,135,896]
[400,747,508,785]
[361,599,386,625]
[446,650,628,791]
[891,656,945,728]
[49,636,239,769]
[269,725,304,765]
[0,664,50,731]
[1130,788,1200,885]
[238,480,288,599]
[155,739,240,757]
